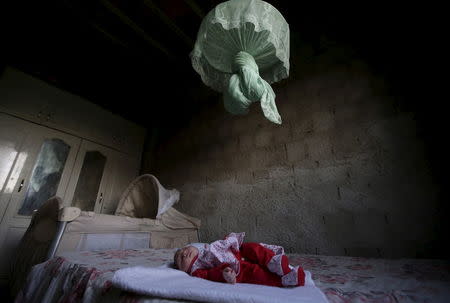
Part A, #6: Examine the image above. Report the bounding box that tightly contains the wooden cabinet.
[0,67,146,284]
[102,151,141,214]
[0,114,81,281]
[62,140,141,214]
[0,67,146,157]
[63,140,115,213]
[0,114,31,222]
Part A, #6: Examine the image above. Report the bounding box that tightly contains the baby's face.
[174,246,199,272]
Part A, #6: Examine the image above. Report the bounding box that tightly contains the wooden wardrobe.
[0,66,146,284]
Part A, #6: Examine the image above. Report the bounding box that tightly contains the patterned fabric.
[15,249,450,303]
[259,243,285,255]
[281,265,300,286]
[259,242,289,276]
[14,249,182,303]
[267,254,285,276]
[190,232,244,275]
[290,255,450,303]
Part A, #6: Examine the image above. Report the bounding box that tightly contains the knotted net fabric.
[190,0,289,124]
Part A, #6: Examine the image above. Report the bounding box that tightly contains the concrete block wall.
[147,45,439,258]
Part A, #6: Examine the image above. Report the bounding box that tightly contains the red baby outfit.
[188,232,305,287]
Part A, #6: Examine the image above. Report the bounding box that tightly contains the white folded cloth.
[112,264,329,303]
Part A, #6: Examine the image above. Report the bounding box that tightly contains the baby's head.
[173,245,199,273]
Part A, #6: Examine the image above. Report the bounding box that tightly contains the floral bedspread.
[15,249,450,303]
[290,255,450,303]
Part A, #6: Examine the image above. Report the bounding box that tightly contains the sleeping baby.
[173,232,305,287]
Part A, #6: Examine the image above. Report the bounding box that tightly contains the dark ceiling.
[3,0,435,132]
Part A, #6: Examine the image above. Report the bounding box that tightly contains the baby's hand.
[222,267,236,284]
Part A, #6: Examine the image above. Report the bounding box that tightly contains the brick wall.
[146,44,439,258]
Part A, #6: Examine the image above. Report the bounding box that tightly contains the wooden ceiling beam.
[62,0,158,65]
[62,0,130,49]
[89,23,157,66]
[90,23,129,49]
[98,0,174,58]
[184,0,205,19]
[143,0,194,48]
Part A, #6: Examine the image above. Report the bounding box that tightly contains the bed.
[9,173,450,303]
[15,248,450,303]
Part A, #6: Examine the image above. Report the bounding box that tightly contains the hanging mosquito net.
[190,0,289,124]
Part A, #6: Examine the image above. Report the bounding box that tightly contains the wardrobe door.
[64,140,114,213]
[0,114,31,223]
[101,151,140,215]
[0,123,81,282]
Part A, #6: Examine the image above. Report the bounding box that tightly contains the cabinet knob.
[17,179,24,192]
